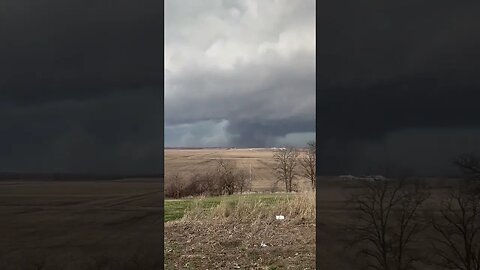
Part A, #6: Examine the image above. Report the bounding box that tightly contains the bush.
[165,160,252,199]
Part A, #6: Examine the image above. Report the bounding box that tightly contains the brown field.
[0,180,162,270]
[164,148,312,192]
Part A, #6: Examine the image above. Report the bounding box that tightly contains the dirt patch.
[164,219,315,269]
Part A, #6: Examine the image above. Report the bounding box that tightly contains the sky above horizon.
[164,0,316,148]
[3,0,480,176]
[317,0,480,176]
[0,0,162,174]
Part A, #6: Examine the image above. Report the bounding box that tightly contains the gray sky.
[0,0,162,174]
[317,0,480,176]
[164,0,316,147]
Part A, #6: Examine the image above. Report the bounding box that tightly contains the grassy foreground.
[164,192,316,269]
[164,193,295,222]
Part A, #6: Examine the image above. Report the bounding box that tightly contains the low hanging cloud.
[165,0,316,147]
[275,132,316,147]
[165,119,235,147]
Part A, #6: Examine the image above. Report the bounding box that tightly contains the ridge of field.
[164,148,311,192]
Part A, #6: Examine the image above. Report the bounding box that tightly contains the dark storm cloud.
[227,117,315,147]
[318,0,480,176]
[165,0,316,147]
[166,53,315,125]
[0,0,162,174]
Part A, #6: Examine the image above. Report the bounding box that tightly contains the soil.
[164,218,316,269]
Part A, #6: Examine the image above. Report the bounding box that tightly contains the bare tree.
[216,159,237,195]
[164,172,184,198]
[196,170,219,196]
[235,167,251,194]
[347,180,429,270]
[273,147,300,192]
[454,153,480,181]
[430,184,480,270]
[300,141,316,190]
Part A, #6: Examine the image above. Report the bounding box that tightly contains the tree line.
[164,159,252,198]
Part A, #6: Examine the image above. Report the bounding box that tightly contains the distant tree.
[216,159,237,195]
[273,147,300,192]
[214,159,252,195]
[300,141,316,190]
[431,184,480,270]
[347,180,430,270]
[164,172,184,198]
[235,167,251,194]
[196,171,219,196]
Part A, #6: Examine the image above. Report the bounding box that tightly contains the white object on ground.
[260,241,268,247]
[276,215,285,220]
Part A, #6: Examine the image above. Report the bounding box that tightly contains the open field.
[164,192,316,269]
[0,179,162,269]
[164,148,312,192]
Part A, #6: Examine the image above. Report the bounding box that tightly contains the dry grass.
[165,191,316,269]
[182,192,315,222]
[181,191,315,223]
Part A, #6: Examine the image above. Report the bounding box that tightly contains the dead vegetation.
[181,191,315,223]
[164,159,252,198]
[165,191,316,269]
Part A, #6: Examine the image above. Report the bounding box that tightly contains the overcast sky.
[164,0,316,148]
[0,0,162,174]
[4,0,480,177]
[318,0,480,176]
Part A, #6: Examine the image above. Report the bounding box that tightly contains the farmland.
[0,179,162,269]
[164,148,316,269]
[164,148,312,192]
